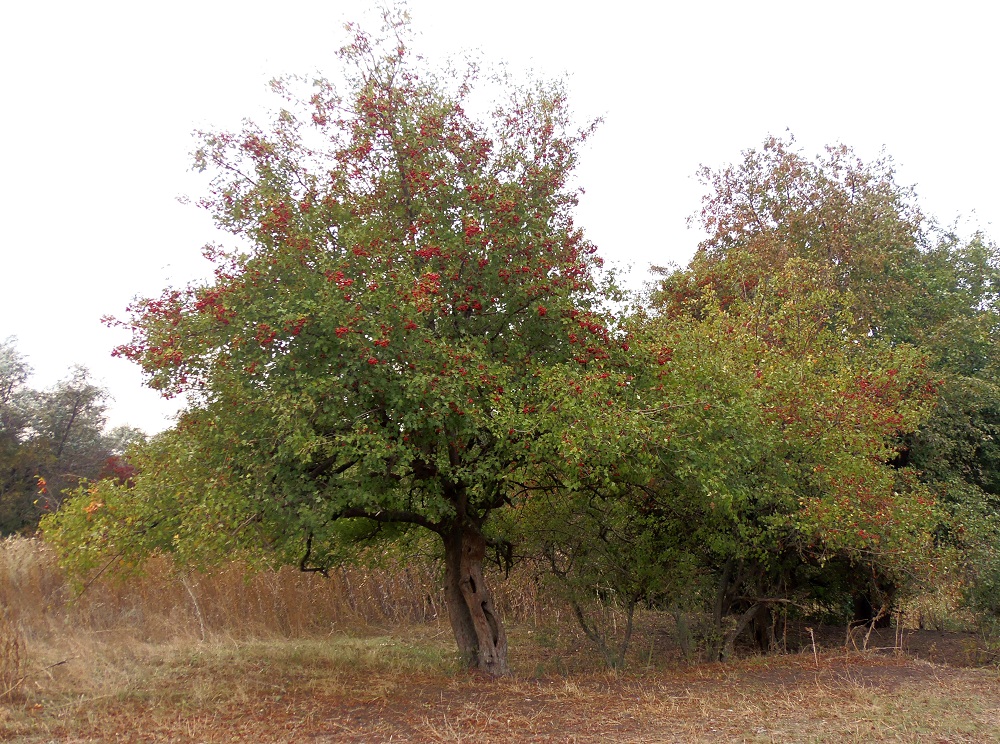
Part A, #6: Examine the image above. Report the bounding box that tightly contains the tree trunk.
[443,525,509,676]
[720,602,763,662]
[751,604,776,653]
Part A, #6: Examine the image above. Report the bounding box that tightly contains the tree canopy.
[44,12,626,676]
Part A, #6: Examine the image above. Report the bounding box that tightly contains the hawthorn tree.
[653,136,994,632]
[437,136,948,666]
[555,259,939,661]
[45,13,615,675]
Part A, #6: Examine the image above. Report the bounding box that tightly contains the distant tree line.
[0,338,144,534]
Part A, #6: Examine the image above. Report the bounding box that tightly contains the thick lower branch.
[333,507,443,535]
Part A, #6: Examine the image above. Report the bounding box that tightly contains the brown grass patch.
[5,639,998,742]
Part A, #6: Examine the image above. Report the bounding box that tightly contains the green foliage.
[652,263,938,642]
[685,135,925,339]
[84,15,605,555]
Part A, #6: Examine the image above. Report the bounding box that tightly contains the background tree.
[31,367,112,512]
[0,339,141,533]
[0,337,40,533]
[45,11,614,676]
[651,260,937,657]
[904,233,1000,625]
[681,135,925,339]
[661,135,1000,629]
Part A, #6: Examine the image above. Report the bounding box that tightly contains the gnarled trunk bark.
[443,525,509,676]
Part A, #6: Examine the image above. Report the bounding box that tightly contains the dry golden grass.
[0,536,998,743]
[0,608,24,700]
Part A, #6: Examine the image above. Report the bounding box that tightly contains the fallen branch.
[1,657,73,699]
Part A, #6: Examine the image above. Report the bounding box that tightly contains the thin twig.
[806,626,819,668]
[1,658,72,699]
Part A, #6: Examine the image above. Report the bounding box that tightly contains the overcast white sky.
[1,0,996,434]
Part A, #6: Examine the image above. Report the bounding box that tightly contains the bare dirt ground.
[2,626,999,743]
[797,624,1000,669]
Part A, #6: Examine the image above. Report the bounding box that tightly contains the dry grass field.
[1,537,998,743]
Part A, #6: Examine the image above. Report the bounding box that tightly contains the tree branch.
[309,456,358,478]
[334,506,443,535]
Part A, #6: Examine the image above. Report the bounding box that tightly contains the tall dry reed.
[0,607,24,699]
[0,536,551,647]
